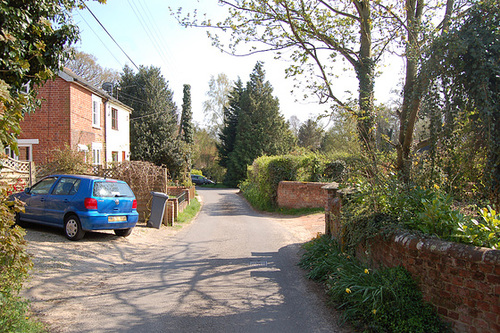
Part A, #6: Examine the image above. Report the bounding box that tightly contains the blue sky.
[73,0,401,126]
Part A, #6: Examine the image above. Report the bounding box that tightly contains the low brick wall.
[168,186,195,200]
[324,186,500,333]
[356,232,500,333]
[277,181,329,209]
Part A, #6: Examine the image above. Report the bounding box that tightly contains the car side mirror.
[24,187,31,194]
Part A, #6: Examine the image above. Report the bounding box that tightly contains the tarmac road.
[23,188,350,332]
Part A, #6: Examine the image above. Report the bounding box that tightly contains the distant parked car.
[10,175,139,241]
[190,174,215,185]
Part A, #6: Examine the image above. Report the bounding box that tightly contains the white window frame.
[91,142,103,166]
[5,139,39,161]
[92,95,101,128]
[111,107,119,130]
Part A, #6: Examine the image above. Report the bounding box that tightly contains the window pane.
[31,177,57,195]
[93,182,134,197]
[53,178,81,195]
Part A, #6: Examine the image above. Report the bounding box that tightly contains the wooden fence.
[0,156,35,191]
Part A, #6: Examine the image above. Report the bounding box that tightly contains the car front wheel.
[64,215,85,241]
[114,228,133,237]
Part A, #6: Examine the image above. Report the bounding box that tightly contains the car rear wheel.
[64,215,85,241]
[114,228,133,237]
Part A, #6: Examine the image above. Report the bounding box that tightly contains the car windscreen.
[93,181,134,198]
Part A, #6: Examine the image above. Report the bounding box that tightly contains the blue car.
[11,174,139,241]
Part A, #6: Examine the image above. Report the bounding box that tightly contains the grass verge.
[175,198,201,226]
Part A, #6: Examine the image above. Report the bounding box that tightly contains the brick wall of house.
[69,83,104,164]
[277,181,329,209]
[19,75,106,166]
[19,77,71,164]
[325,189,500,333]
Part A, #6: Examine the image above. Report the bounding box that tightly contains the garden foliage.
[0,189,43,332]
[240,153,356,210]
[341,173,500,251]
[299,235,451,333]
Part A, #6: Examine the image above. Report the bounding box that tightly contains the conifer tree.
[223,62,295,186]
[118,65,179,168]
[179,84,194,144]
[218,78,244,168]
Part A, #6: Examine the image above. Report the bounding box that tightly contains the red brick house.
[12,68,132,166]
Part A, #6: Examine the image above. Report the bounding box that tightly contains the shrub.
[241,153,356,210]
[0,188,43,332]
[341,173,500,250]
[36,144,90,178]
[240,179,273,211]
[190,169,203,176]
[457,206,500,249]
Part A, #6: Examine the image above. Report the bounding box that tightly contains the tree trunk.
[355,1,376,169]
[397,0,455,182]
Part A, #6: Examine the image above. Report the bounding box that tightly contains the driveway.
[22,188,351,332]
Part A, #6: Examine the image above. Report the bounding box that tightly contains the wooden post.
[163,168,168,195]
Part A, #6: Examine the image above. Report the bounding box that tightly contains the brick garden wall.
[356,232,500,333]
[325,188,500,333]
[277,181,328,209]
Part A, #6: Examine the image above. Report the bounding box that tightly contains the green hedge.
[241,153,358,209]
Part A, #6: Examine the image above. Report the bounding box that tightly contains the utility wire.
[127,0,169,67]
[76,11,123,68]
[136,0,176,69]
[83,2,140,71]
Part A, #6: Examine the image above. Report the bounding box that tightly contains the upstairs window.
[92,95,101,128]
[111,108,118,130]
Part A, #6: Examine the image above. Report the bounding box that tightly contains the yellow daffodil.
[346,288,352,294]
[434,184,440,190]
[372,309,377,314]
[364,269,369,274]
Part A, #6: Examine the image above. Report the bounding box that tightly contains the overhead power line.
[126,0,177,75]
[76,11,123,68]
[83,2,140,71]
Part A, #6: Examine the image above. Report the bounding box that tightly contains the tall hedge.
[243,153,354,209]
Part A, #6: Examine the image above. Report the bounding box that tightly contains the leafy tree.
[288,115,301,138]
[203,73,232,135]
[422,0,500,204]
[192,126,226,182]
[176,84,194,182]
[321,107,360,155]
[0,0,96,153]
[298,119,323,151]
[118,65,180,171]
[175,0,463,181]
[0,1,102,329]
[225,62,295,186]
[64,49,120,89]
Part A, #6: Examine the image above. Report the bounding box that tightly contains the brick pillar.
[164,198,178,226]
[322,183,339,237]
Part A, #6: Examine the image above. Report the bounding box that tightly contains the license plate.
[108,216,127,222]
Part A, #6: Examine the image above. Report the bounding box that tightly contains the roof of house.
[59,68,133,113]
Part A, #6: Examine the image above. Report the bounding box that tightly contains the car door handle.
[40,198,45,202]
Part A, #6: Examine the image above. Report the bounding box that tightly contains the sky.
[73,0,403,127]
